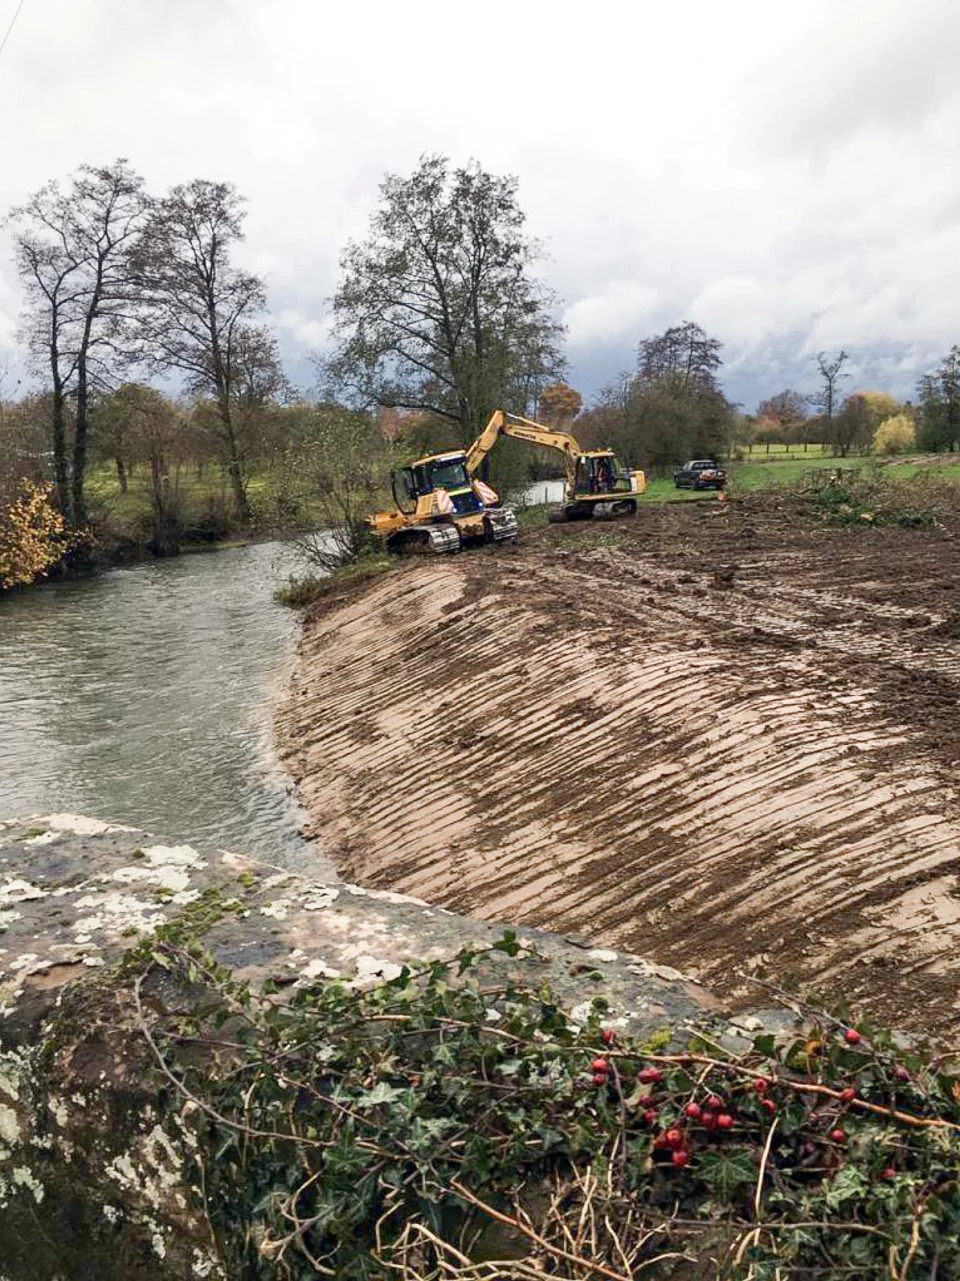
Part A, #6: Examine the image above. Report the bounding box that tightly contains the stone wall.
[0,813,792,1280]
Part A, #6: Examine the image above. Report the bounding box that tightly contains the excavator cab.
[574,452,634,497]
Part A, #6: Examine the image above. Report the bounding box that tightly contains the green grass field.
[84,451,960,547]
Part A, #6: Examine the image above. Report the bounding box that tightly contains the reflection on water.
[0,542,330,874]
[515,478,565,507]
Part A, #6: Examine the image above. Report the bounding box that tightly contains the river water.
[0,541,331,875]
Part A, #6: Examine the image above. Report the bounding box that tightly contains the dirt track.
[279,498,960,1037]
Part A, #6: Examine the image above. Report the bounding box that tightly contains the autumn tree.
[132,180,283,520]
[831,391,901,457]
[538,382,582,424]
[757,389,809,445]
[326,155,565,443]
[873,413,916,455]
[8,159,148,526]
[917,347,960,452]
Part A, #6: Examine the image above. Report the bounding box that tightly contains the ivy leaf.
[824,1164,868,1210]
[407,1116,456,1153]
[698,1151,756,1201]
[493,931,520,957]
[354,1081,409,1109]
[433,1042,457,1068]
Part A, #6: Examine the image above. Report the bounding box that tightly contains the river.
[0,541,332,875]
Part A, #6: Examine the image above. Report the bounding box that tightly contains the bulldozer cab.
[574,452,634,497]
[391,467,418,515]
[391,451,484,517]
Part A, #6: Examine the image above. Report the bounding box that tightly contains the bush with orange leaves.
[0,480,69,590]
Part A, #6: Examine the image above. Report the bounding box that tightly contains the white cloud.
[565,282,660,350]
[0,0,958,409]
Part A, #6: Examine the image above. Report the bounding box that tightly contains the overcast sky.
[1,0,958,411]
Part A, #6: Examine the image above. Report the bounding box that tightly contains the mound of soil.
[279,497,960,1037]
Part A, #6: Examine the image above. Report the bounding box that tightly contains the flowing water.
[0,541,332,875]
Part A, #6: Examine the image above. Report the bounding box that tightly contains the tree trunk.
[116,457,128,493]
[72,365,89,528]
[51,386,70,520]
[217,396,249,522]
[149,452,179,557]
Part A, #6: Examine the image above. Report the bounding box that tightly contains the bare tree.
[8,160,148,525]
[132,180,280,520]
[918,346,960,452]
[812,350,849,425]
[637,321,723,393]
[757,389,807,426]
[327,155,565,442]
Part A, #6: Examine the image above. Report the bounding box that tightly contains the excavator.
[466,410,646,521]
[365,409,645,554]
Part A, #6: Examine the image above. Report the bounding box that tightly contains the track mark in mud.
[279,505,960,1036]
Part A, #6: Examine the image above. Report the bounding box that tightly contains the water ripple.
[0,542,329,874]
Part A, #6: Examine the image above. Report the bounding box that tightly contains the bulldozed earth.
[279,494,960,1040]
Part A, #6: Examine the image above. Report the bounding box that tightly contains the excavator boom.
[466,409,646,522]
[466,410,580,487]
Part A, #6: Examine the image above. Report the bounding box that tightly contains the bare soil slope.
[279,499,960,1035]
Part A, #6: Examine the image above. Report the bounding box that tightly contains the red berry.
[671,1149,690,1168]
[637,1068,663,1085]
[761,1098,776,1114]
[591,1057,609,1074]
[601,1028,616,1046]
[894,1065,911,1082]
[753,1078,769,1093]
[881,1166,897,1180]
[843,1029,861,1046]
[705,1094,724,1111]
[684,1102,703,1120]
[829,1128,846,1144]
[643,1109,659,1126]
[664,1128,684,1149]
[840,1087,856,1103]
[702,1112,718,1131]
[592,1072,608,1086]
[716,1113,734,1130]
[653,1133,670,1149]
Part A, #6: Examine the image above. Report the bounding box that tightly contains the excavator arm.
[465,410,582,488]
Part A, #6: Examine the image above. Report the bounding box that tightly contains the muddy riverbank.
[279,497,960,1038]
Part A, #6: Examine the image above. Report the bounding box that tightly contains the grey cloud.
[0,0,957,414]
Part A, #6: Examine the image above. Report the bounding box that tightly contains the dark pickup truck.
[673,459,727,490]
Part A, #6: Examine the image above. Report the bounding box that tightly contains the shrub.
[275,556,394,608]
[0,480,69,590]
[136,932,960,1279]
[873,414,916,456]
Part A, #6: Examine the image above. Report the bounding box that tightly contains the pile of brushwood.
[141,930,960,1279]
[801,469,960,529]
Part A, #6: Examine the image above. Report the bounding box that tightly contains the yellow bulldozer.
[365,409,645,553]
[365,446,519,554]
